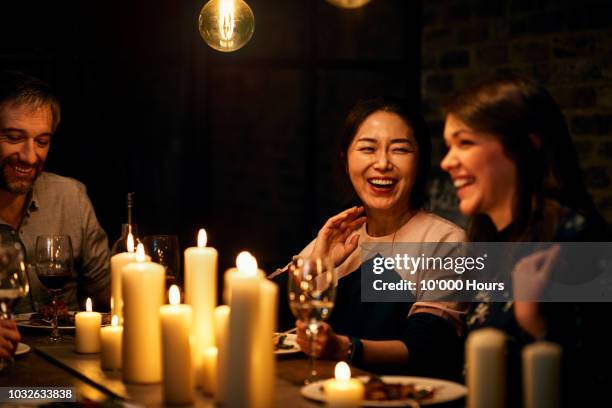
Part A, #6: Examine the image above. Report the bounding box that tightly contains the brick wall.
[421,0,612,222]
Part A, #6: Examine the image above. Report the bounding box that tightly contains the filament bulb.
[326,0,372,9]
[199,0,255,52]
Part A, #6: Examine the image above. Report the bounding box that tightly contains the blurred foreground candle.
[75,298,101,353]
[522,342,561,408]
[160,285,194,405]
[466,328,507,408]
[122,243,165,384]
[184,228,217,385]
[324,362,365,408]
[202,346,218,396]
[214,305,230,402]
[101,315,122,370]
[222,252,277,408]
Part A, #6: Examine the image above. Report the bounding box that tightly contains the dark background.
[1,0,611,277]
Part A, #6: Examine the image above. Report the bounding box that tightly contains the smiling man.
[0,71,110,314]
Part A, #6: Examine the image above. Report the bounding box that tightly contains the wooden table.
[0,331,364,407]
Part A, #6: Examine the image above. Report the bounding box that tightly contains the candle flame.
[236,251,257,276]
[198,228,207,248]
[334,361,351,382]
[204,346,218,358]
[136,243,146,262]
[169,285,181,305]
[85,297,93,312]
[127,233,135,252]
[111,315,119,327]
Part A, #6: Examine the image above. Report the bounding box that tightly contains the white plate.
[274,333,301,355]
[301,375,467,406]
[15,342,30,356]
[15,312,76,330]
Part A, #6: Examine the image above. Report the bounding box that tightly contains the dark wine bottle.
[110,192,139,255]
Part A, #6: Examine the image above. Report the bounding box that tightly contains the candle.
[466,328,507,408]
[100,315,122,370]
[202,346,218,396]
[110,233,150,320]
[75,298,101,354]
[160,285,194,405]
[214,305,230,402]
[252,277,278,408]
[323,362,365,408]
[122,243,165,384]
[522,342,561,408]
[184,228,217,384]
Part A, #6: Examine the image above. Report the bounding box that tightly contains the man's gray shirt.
[3,172,110,313]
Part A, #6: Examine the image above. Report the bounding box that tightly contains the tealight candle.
[75,298,101,353]
[184,228,217,385]
[323,362,365,408]
[100,315,122,370]
[160,285,194,405]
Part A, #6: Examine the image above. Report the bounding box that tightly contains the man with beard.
[0,71,109,316]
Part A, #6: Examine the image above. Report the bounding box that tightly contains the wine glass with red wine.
[35,235,73,342]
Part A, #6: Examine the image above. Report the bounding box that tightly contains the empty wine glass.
[143,235,180,288]
[288,256,336,384]
[35,235,73,343]
[0,241,29,371]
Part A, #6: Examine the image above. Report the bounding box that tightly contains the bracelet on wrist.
[346,335,363,364]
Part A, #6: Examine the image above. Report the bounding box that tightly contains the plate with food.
[301,375,467,406]
[15,305,112,330]
[274,332,301,354]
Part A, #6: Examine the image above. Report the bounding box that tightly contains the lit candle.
[323,362,365,408]
[100,315,122,370]
[122,243,165,384]
[202,346,218,396]
[110,233,150,320]
[466,328,507,408]
[160,285,194,405]
[252,276,278,408]
[75,298,101,354]
[214,305,230,402]
[184,228,218,385]
[522,342,561,408]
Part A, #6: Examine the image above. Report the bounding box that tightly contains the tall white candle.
[202,346,218,396]
[214,305,230,402]
[184,228,218,385]
[225,252,260,408]
[324,362,365,408]
[160,285,194,405]
[522,342,561,408]
[466,328,507,408]
[110,233,150,320]
[252,278,278,408]
[75,298,101,354]
[122,243,165,384]
[100,315,122,370]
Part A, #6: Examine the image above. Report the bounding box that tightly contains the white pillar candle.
[184,228,218,386]
[466,328,507,408]
[122,243,165,384]
[324,362,365,408]
[100,315,122,370]
[522,342,561,408]
[214,305,230,403]
[160,285,194,405]
[75,298,101,354]
[110,233,150,320]
[225,252,261,408]
[252,278,278,408]
[202,346,218,396]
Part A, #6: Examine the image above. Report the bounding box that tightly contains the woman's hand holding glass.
[0,320,20,359]
[310,206,366,267]
[295,320,348,360]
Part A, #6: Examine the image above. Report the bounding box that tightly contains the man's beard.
[0,156,44,194]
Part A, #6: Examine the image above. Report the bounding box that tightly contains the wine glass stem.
[50,294,61,341]
[307,322,319,383]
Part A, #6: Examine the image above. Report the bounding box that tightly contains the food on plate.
[363,376,434,401]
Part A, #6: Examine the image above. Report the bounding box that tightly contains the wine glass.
[0,241,29,371]
[35,235,73,343]
[288,256,336,384]
[143,235,180,288]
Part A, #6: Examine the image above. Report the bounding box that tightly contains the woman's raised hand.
[310,206,366,267]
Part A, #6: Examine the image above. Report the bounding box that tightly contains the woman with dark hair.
[441,74,610,404]
[272,96,466,379]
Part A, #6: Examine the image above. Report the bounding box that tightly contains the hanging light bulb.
[326,0,372,9]
[198,0,255,52]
